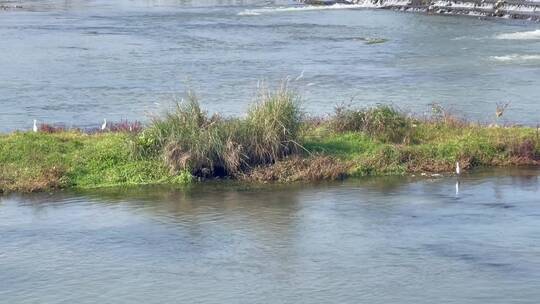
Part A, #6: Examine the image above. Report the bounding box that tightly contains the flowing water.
[3,2,540,302]
[1,0,540,131]
[1,168,540,303]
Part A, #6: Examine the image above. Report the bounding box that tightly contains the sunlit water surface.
[1,168,540,303]
[1,0,540,131]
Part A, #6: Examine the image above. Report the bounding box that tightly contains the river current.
[1,0,540,131]
[1,169,540,303]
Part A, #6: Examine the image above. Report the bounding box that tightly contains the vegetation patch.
[2,88,540,193]
[244,155,352,182]
[0,132,189,193]
[132,87,302,178]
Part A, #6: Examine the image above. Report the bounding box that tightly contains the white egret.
[455,162,461,197]
[496,102,510,118]
[101,118,107,131]
[33,120,38,133]
[295,70,305,81]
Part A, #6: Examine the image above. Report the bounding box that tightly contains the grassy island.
[1,88,539,193]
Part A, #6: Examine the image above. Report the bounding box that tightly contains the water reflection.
[1,168,540,303]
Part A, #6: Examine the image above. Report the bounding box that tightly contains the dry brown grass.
[402,157,470,173]
[108,120,143,134]
[509,139,538,160]
[0,166,66,193]
[244,155,352,182]
[423,103,470,128]
[38,123,67,134]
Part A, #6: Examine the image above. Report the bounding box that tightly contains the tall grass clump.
[134,92,224,176]
[134,87,303,178]
[245,86,303,164]
[330,104,412,143]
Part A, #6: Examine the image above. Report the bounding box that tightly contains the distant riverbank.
[2,88,540,193]
[301,0,540,21]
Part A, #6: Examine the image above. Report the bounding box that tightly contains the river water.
[1,168,540,303]
[1,0,540,131]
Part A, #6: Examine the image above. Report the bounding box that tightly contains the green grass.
[2,98,540,193]
[303,122,540,177]
[0,132,190,192]
[303,132,380,158]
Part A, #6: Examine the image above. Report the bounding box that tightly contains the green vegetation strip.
[2,89,539,193]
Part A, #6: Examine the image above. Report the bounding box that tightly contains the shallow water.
[1,0,540,131]
[1,168,540,303]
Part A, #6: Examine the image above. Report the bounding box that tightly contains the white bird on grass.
[456,161,461,175]
[101,118,107,131]
[33,120,38,133]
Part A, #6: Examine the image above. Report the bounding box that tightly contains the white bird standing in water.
[33,120,38,133]
[455,161,461,196]
[101,118,107,131]
[295,70,305,81]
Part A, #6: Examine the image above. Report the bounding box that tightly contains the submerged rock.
[0,4,23,10]
[363,37,389,44]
